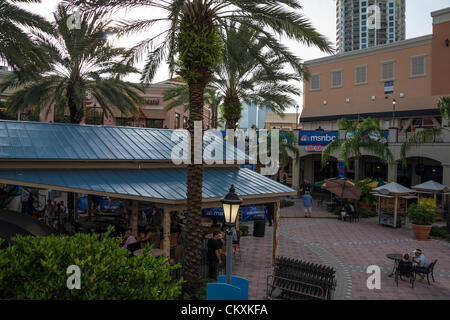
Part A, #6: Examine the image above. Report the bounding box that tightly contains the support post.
[226,226,233,284]
[87,195,93,218]
[393,196,398,228]
[131,200,138,239]
[74,193,78,222]
[272,200,280,266]
[163,206,171,259]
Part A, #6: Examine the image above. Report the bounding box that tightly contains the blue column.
[338,161,347,178]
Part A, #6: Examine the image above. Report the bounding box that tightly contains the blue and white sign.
[384,81,394,94]
[299,130,338,146]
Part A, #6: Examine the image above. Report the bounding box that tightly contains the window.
[183,116,188,129]
[354,65,368,85]
[310,74,320,91]
[144,98,160,105]
[115,117,133,127]
[331,70,342,88]
[174,112,180,129]
[86,107,104,125]
[381,61,395,81]
[410,55,426,78]
[145,119,163,128]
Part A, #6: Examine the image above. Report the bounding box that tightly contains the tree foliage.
[0,227,182,300]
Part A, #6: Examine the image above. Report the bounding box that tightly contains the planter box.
[411,224,432,241]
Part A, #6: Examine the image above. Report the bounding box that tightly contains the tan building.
[0,75,211,130]
[296,7,450,190]
[265,113,300,130]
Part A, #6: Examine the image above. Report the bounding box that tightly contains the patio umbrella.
[361,178,388,188]
[325,179,362,200]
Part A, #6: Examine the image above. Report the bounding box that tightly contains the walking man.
[301,192,313,218]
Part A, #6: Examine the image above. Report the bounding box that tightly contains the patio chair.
[414,260,438,285]
[395,260,415,288]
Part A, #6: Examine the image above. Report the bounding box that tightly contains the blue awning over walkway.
[0,167,295,204]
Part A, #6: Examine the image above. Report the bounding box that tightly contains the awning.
[0,167,296,205]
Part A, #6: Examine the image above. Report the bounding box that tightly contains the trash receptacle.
[253,215,265,237]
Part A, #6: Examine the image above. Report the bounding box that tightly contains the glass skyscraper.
[336,0,406,53]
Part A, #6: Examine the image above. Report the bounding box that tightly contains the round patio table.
[133,248,163,257]
[386,253,403,277]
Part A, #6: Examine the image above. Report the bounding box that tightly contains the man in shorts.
[301,192,313,218]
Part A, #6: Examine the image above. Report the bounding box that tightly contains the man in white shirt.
[412,249,430,280]
[122,228,137,250]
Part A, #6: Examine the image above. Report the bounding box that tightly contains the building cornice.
[305,35,433,67]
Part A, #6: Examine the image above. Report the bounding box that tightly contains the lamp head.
[221,184,243,225]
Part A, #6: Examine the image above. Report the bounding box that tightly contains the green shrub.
[430,226,450,239]
[358,183,377,205]
[280,200,294,208]
[407,203,437,226]
[239,225,249,237]
[360,209,377,218]
[0,227,182,299]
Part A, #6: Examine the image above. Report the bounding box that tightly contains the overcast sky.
[19,0,450,112]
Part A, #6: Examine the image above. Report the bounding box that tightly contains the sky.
[18,0,450,113]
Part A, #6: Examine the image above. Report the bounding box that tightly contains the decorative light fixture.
[445,38,449,48]
[221,184,243,284]
[371,96,376,101]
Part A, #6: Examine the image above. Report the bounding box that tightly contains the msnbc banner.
[299,130,338,146]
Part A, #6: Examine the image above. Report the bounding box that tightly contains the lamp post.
[220,184,242,284]
[392,99,396,128]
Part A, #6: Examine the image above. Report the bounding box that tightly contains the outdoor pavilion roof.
[412,180,449,192]
[0,120,249,162]
[0,167,296,205]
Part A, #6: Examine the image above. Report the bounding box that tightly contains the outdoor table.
[133,248,164,257]
[386,253,403,277]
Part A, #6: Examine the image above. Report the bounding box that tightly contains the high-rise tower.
[336,0,406,53]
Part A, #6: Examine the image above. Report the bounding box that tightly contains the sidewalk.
[232,200,450,300]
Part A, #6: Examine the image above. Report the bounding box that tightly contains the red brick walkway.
[232,200,450,300]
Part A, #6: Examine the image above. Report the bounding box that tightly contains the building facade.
[0,76,211,130]
[337,0,406,53]
[296,7,450,191]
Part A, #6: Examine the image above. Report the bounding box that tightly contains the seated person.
[141,224,161,248]
[397,253,413,278]
[121,228,137,250]
[412,249,430,279]
[339,206,348,221]
[345,202,355,216]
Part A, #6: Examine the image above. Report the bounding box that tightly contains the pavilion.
[0,120,295,261]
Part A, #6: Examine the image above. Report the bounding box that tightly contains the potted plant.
[358,183,377,212]
[407,203,436,241]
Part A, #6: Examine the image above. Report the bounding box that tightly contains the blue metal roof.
[0,120,248,161]
[0,168,296,203]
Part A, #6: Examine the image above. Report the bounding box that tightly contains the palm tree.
[74,0,332,294]
[0,0,53,70]
[0,4,144,124]
[322,118,394,184]
[400,97,450,165]
[163,23,302,130]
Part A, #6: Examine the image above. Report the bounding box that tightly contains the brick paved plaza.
[233,199,450,300]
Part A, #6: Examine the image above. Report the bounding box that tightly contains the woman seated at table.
[397,253,413,278]
[140,224,160,248]
[339,206,348,221]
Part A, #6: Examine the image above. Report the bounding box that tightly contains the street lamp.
[392,99,396,128]
[220,184,242,284]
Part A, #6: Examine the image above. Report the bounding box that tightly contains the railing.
[393,128,450,144]
[267,257,337,300]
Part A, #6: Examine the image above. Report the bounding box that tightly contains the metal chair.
[414,260,438,285]
[395,261,415,288]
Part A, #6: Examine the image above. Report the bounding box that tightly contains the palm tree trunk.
[354,153,360,184]
[183,81,206,295]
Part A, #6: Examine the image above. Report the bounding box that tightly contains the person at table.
[207,231,223,280]
[397,253,413,279]
[301,192,313,218]
[412,249,430,280]
[141,224,161,248]
[339,205,348,221]
[121,228,137,250]
[301,180,312,195]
